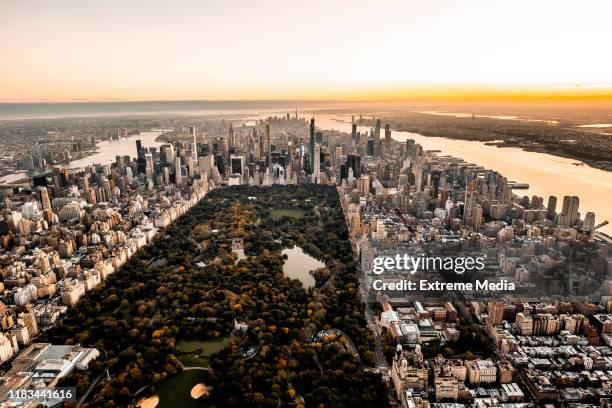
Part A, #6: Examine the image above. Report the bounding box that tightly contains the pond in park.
[281,246,324,289]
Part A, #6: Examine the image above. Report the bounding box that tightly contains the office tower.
[374,118,381,140]
[188,126,198,162]
[174,156,182,186]
[335,146,343,162]
[266,124,272,173]
[304,153,312,175]
[162,167,170,185]
[256,129,263,160]
[125,167,133,184]
[136,140,144,159]
[214,155,226,175]
[405,139,416,157]
[463,181,476,222]
[367,139,375,156]
[186,155,195,177]
[228,123,235,147]
[102,178,112,199]
[413,166,423,192]
[135,140,146,174]
[546,196,557,220]
[309,118,315,173]
[145,153,154,181]
[160,144,173,165]
[38,187,53,218]
[351,123,357,143]
[583,212,596,231]
[560,196,570,224]
[116,155,125,174]
[490,203,507,220]
[384,124,391,145]
[314,144,321,183]
[198,157,208,175]
[347,154,361,178]
[568,196,580,226]
[37,187,51,211]
[315,131,323,145]
[357,175,370,196]
[431,170,441,199]
[560,195,580,226]
[340,164,348,181]
[530,195,544,210]
[472,204,483,231]
[230,155,244,176]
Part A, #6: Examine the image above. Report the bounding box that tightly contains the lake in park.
[281,247,324,289]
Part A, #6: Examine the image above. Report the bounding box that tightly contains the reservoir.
[281,246,324,289]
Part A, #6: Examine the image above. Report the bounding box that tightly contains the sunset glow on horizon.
[2,0,612,102]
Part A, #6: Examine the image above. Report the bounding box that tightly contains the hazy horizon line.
[2,95,612,105]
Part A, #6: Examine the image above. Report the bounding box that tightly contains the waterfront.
[2,107,611,234]
[61,130,167,169]
[0,130,166,184]
[309,114,612,234]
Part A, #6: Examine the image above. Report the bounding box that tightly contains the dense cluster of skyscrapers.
[0,112,610,406]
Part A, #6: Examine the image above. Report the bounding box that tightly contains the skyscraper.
[560,195,580,226]
[384,124,391,146]
[584,212,596,231]
[174,156,182,186]
[374,118,381,140]
[314,144,321,183]
[347,154,361,178]
[189,126,198,162]
[37,187,51,211]
[161,144,175,165]
[546,196,557,221]
[568,196,580,226]
[228,123,235,147]
[256,129,263,160]
[367,139,375,156]
[431,170,441,199]
[266,124,272,173]
[309,118,315,174]
[145,153,154,181]
[135,139,146,174]
[230,155,245,177]
[472,204,483,231]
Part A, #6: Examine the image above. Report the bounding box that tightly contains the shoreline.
[391,124,612,172]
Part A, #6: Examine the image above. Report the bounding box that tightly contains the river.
[3,109,610,234]
[308,114,612,234]
[0,130,166,184]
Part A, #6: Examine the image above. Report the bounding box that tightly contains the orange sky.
[1,0,611,102]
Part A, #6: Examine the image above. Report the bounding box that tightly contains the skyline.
[1,1,612,407]
[2,0,612,102]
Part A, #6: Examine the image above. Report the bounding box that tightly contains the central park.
[40,185,388,407]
